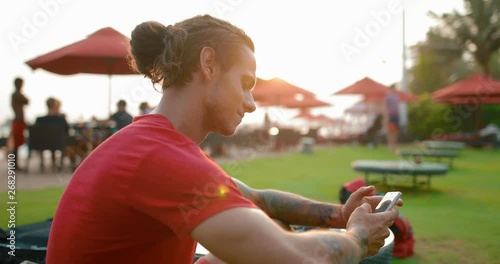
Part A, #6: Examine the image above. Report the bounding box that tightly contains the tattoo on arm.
[315,236,359,264]
[232,178,344,227]
[258,190,336,227]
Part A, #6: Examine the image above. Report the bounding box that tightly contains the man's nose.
[243,91,256,113]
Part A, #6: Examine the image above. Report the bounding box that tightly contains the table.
[422,140,465,150]
[398,149,459,168]
[352,160,449,191]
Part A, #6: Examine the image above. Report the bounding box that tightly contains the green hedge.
[408,95,456,140]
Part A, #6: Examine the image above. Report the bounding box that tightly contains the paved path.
[0,144,298,192]
[1,153,73,192]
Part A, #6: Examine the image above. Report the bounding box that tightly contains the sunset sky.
[0,0,465,129]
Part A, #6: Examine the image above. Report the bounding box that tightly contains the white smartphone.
[374,191,402,213]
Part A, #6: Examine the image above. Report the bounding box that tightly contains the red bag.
[390,215,415,258]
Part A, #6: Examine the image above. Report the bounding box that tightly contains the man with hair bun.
[48,15,401,264]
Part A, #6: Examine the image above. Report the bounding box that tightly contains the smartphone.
[374,191,402,213]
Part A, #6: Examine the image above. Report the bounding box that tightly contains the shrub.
[408,94,456,140]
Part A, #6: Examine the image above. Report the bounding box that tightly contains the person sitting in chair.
[109,99,133,131]
[35,97,69,171]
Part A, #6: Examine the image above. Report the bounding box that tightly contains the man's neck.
[153,85,208,144]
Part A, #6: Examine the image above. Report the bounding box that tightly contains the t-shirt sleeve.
[127,146,257,238]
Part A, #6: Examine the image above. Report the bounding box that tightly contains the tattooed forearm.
[315,235,360,264]
[346,225,368,257]
[233,178,345,227]
[300,231,362,264]
[258,189,337,227]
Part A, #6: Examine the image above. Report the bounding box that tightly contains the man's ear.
[199,46,217,81]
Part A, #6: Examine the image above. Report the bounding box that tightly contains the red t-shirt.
[47,114,257,263]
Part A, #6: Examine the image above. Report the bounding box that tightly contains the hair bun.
[129,21,168,83]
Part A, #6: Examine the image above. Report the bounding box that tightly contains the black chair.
[27,123,67,173]
[0,137,7,147]
[0,218,52,264]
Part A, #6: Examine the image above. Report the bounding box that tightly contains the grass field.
[1,145,499,263]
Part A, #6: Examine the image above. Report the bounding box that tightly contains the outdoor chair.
[27,123,67,173]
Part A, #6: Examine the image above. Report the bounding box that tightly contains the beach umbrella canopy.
[344,101,383,115]
[334,77,419,103]
[258,95,331,109]
[431,74,500,132]
[25,27,138,115]
[361,90,420,103]
[252,77,315,104]
[316,114,337,125]
[334,77,390,97]
[344,101,371,115]
[432,73,500,104]
[444,95,500,104]
[294,111,336,124]
[294,110,320,121]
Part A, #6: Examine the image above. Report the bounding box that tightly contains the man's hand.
[346,203,399,257]
[341,186,403,227]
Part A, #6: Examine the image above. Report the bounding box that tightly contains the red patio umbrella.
[445,95,500,104]
[257,91,331,129]
[333,77,419,103]
[432,73,500,131]
[334,77,390,97]
[294,112,336,125]
[344,101,371,115]
[25,27,138,115]
[316,114,337,125]
[258,95,331,109]
[294,110,320,121]
[361,90,420,103]
[268,96,332,130]
[432,73,500,104]
[252,77,315,104]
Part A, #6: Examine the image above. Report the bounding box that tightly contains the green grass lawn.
[1,145,499,263]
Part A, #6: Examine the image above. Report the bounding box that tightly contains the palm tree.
[409,28,472,95]
[430,0,500,74]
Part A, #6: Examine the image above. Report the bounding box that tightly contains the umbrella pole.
[108,74,112,117]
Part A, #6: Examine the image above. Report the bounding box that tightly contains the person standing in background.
[385,85,400,152]
[10,77,29,170]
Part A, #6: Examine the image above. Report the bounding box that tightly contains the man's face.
[203,46,257,136]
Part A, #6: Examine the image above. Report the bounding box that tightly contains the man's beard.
[203,85,235,137]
